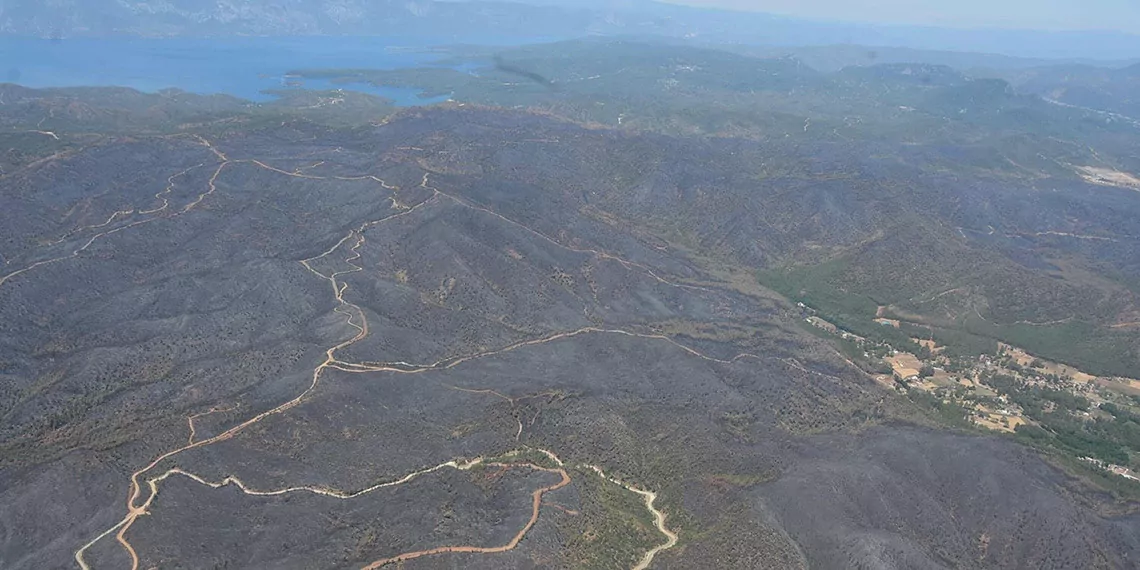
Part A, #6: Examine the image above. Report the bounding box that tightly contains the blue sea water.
[0,36,538,106]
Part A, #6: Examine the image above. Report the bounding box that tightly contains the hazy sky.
[665,0,1140,33]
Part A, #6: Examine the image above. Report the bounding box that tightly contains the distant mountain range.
[2,0,1140,61]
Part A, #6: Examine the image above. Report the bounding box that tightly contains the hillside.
[297,39,1140,377]
[996,62,1140,119]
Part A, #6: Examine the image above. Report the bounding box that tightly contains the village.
[799,303,1140,482]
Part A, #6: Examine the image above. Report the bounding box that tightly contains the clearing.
[1075,166,1140,190]
[886,352,924,380]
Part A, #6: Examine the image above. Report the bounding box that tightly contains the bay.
[0,35,545,106]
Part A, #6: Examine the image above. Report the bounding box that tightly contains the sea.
[0,36,551,106]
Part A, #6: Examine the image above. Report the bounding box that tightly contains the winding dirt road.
[584,465,678,570]
[358,454,572,569]
[0,136,228,289]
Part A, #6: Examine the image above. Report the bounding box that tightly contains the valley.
[800,302,1140,481]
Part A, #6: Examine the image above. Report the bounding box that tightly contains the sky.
[663,0,1140,33]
